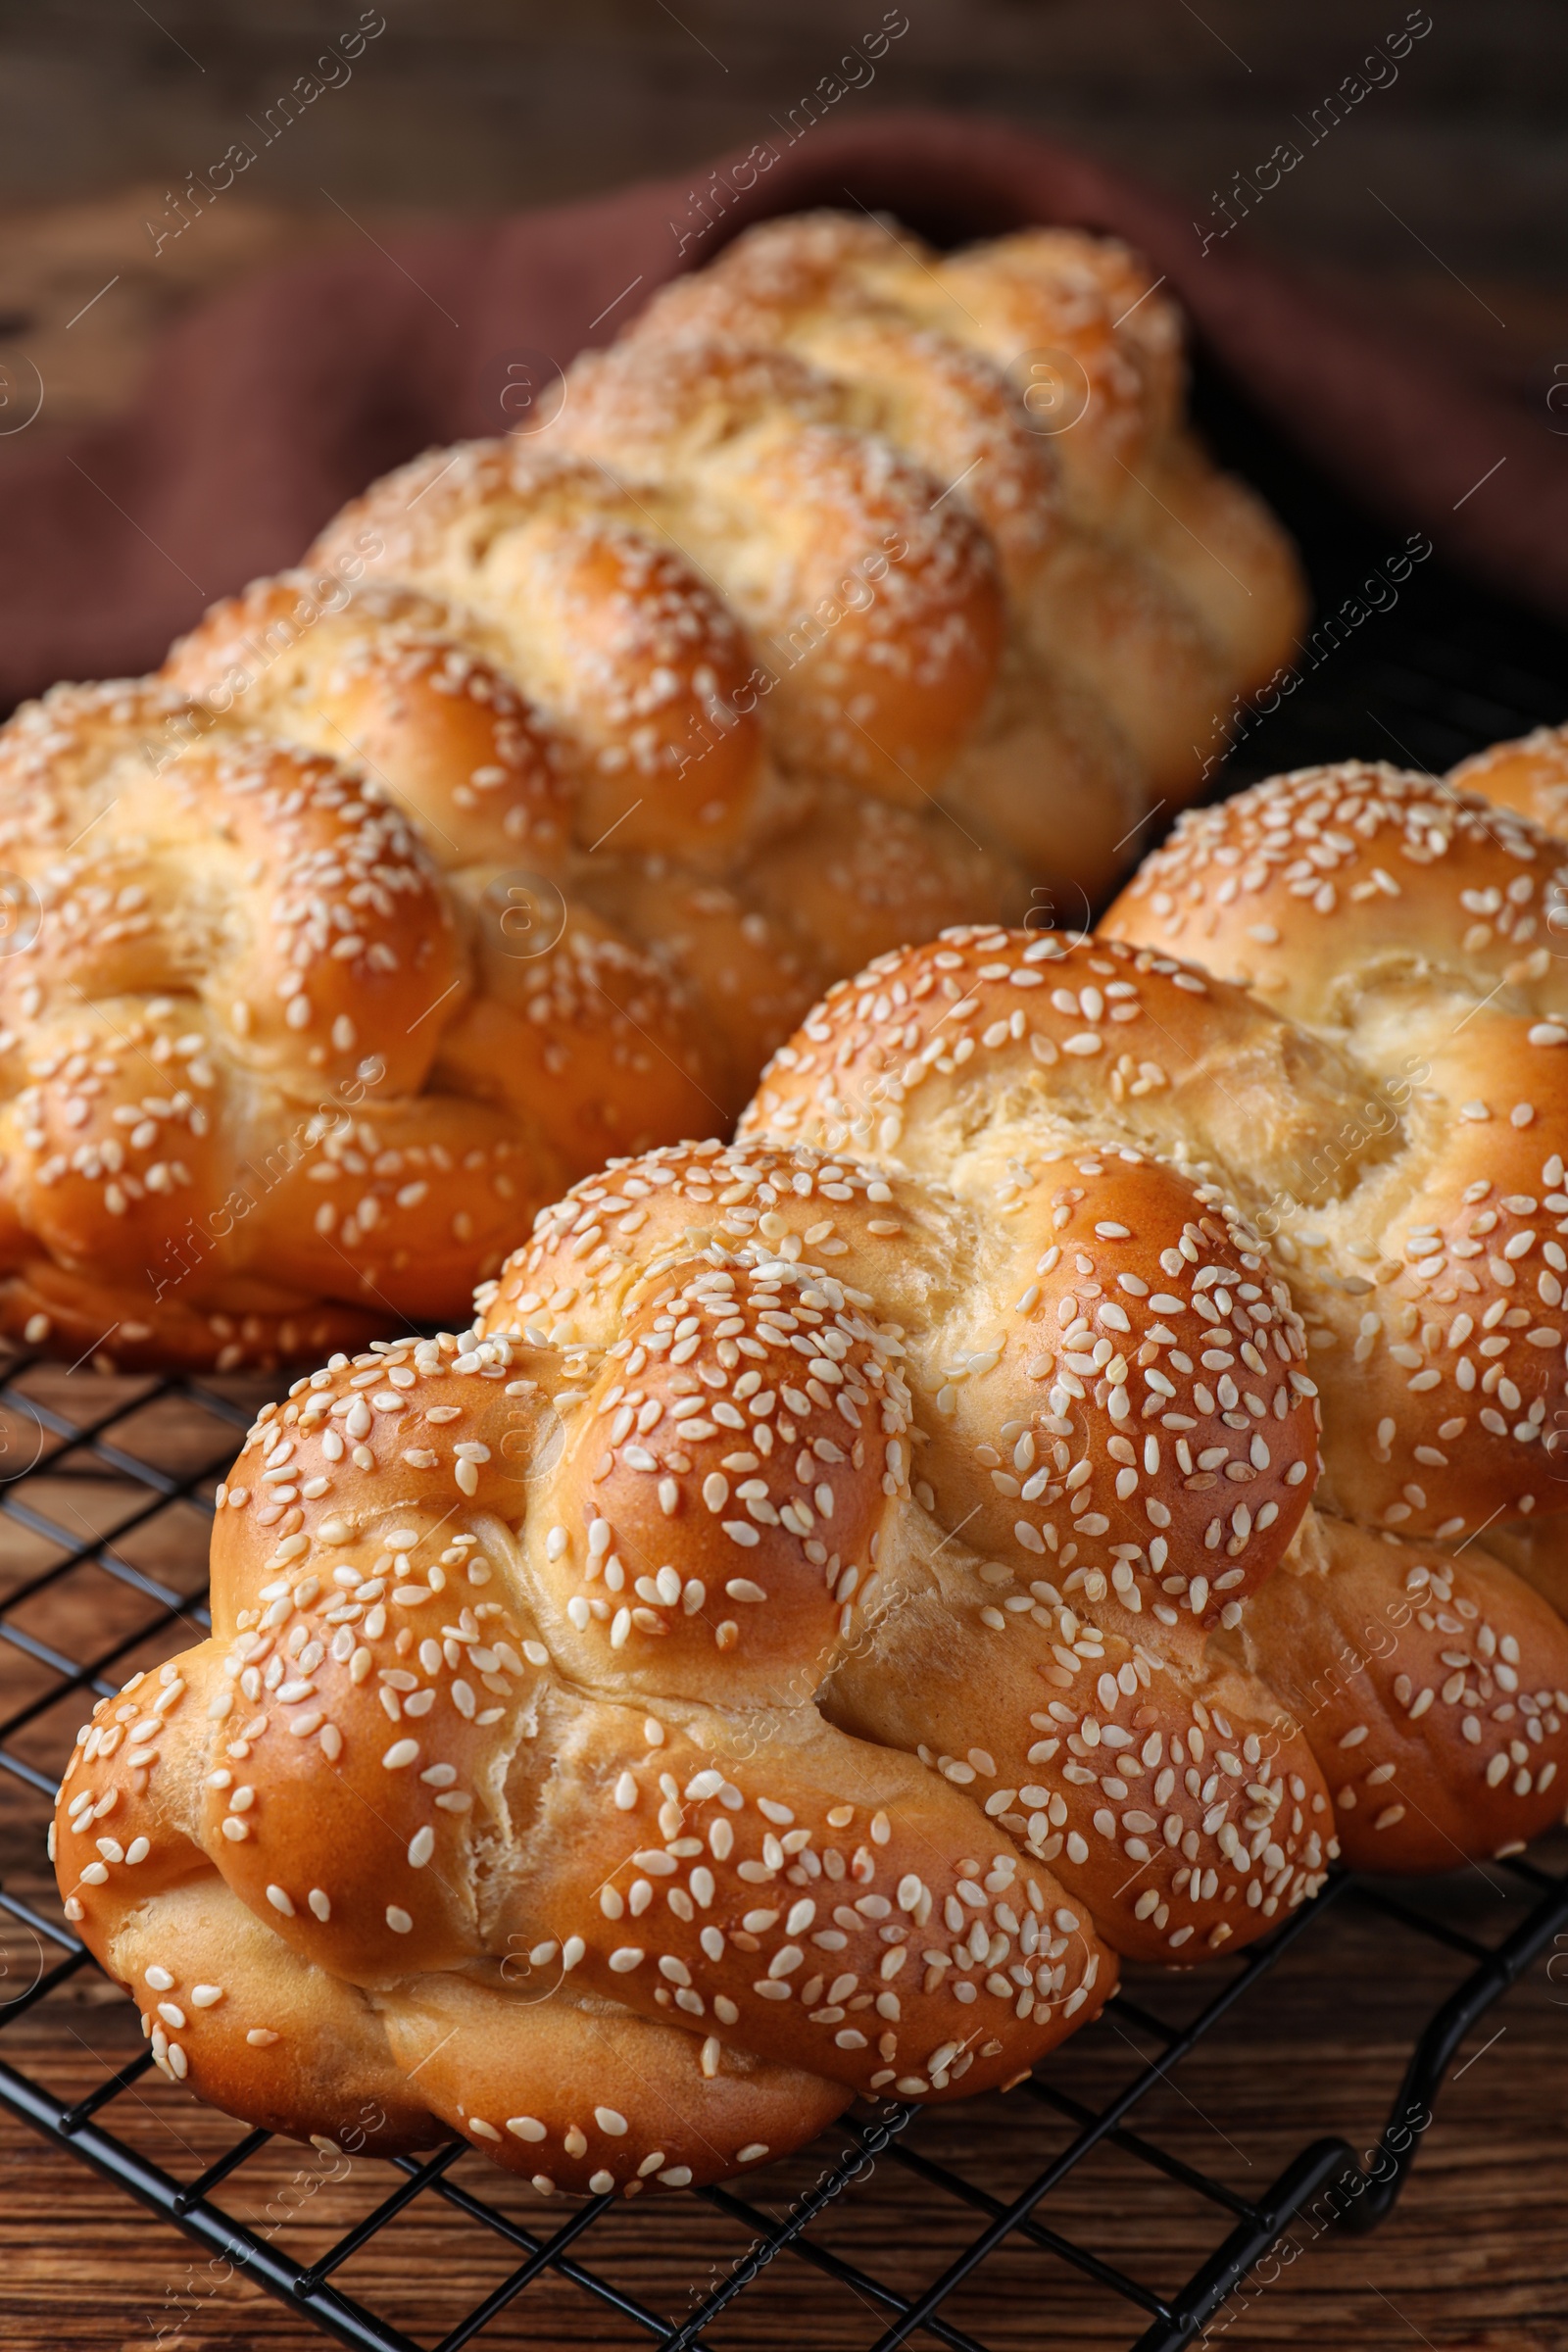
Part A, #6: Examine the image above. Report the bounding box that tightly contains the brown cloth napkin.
[1,108,1562,711]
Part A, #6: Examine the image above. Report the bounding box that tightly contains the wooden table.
[0,1366,1564,2351]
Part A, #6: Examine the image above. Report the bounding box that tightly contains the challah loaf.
[596,213,1303,800]
[1102,756,1568,1852]
[0,208,1301,1375]
[315,211,1303,903]
[55,746,1568,2189]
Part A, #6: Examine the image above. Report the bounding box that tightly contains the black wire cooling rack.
[0,1350,1565,2352]
[1,368,1567,2350]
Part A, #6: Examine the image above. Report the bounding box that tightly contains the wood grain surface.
[1,1,1565,288]
[0,1366,1565,2351]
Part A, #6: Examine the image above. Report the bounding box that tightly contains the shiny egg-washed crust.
[733,918,1568,1885]
[605,212,1304,783]
[1439,726,1568,1620]
[0,677,678,1374]
[476,1133,1346,1967]
[56,1292,1115,2193]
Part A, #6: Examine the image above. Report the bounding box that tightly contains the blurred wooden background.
[1,0,1566,425]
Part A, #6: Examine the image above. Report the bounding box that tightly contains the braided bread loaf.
[315,210,1303,894]
[53,740,1568,2191]
[0,210,1300,1376]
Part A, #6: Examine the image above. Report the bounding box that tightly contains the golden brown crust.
[64,715,1568,2184]
[1102,766,1568,1544]
[377,1976,851,2194]
[55,1310,1115,2192]
[1450,722,1568,839]
[733,788,1028,992]
[825,1503,1336,1963]
[3,212,1302,1370]
[1236,1510,1568,1870]
[474,1128,1340,1961]
[726,908,1568,1883]
[555,338,1007,802]
[610,211,1304,795]
[1483,1515,1568,1621]
[0,682,560,1370]
[165,574,576,872]
[103,1876,441,2156]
